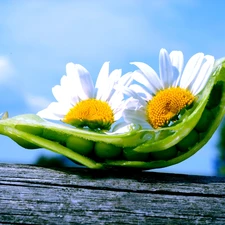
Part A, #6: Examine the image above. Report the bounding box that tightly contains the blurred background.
[1,0,225,176]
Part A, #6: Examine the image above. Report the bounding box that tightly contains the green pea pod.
[0,58,225,169]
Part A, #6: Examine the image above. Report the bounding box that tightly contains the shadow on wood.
[0,163,225,224]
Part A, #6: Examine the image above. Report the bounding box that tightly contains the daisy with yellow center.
[123,48,215,129]
[37,62,132,131]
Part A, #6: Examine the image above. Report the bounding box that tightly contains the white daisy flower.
[123,48,215,129]
[37,62,132,131]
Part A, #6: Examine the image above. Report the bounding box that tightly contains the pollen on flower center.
[63,99,115,130]
[146,87,195,129]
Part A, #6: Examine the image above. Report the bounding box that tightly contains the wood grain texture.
[0,163,225,224]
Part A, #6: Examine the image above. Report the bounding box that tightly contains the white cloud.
[25,95,51,112]
[0,56,13,83]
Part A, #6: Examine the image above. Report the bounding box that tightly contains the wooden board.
[0,163,225,224]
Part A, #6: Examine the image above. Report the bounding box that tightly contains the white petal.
[96,83,111,101]
[180,53,204,89]
[95,62,109,89]
[52,84,78,106]
[118,72,133,87]
[129,84,152,100]
[122,86,146,106]
[132,70,158,95]
[113,105,124,121]
[191,55,215,95]
[95,62,111,100]
[109,69,122,84]
[108,90,124,110]
[76,64,95,99]
[169,51,184,86]
[123,108,149,128]
[52,85,67,103]
[51,75,77,105]
[57,73,80,105]
[37,102,71,120]
[66,63,94,100]
[113,100,125,115]
[159,48,173,88]
[123,99,151,128]
[60,75,68,87]
[113,72,134,99]
[66,63,79,85]
[125,97,142,110]
[131,62,163,93]
[99,69,122,102]
[37,109,61,120]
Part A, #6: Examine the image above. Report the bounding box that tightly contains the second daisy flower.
[123,48,215,129]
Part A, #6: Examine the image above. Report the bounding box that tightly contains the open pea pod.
[0,58,225,169]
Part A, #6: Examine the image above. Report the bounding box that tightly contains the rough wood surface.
[0,163,225,224]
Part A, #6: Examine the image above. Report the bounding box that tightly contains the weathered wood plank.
[0,163,225,224]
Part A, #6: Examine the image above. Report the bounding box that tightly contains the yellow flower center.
[146,87,195,129]
[63,99,114,130]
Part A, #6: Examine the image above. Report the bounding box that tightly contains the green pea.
[123,147,149,161]
[195,109,214,132]
[42,129,67,142]
[177,129,199,152]
[206,82,223,109]
[66,136,94,156]
[150,145,177,161]
[15,125,43,136]
[14,125,43,148]
[94,142,121,159]
[10,135,39,149]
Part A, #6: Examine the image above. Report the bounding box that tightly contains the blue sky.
[0,0,225,175]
